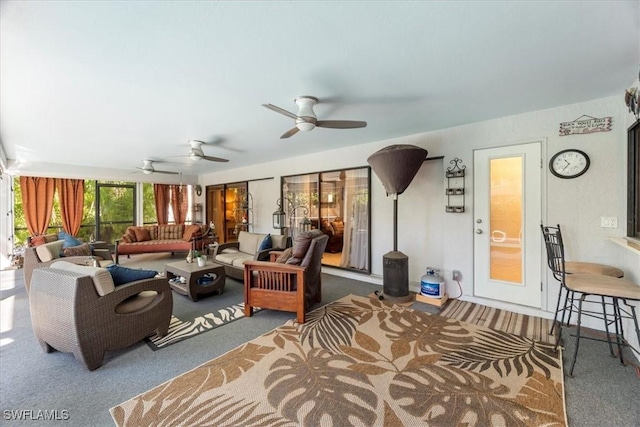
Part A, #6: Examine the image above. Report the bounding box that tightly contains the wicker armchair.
[243,230,328,323]
[23,246,108,294]
[29,264,172,370]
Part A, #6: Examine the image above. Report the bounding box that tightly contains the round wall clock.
[549,149,590,179]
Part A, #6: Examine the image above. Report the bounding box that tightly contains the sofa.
[213,231,290,280]
[115,224,209,264]
[320,217,344,253]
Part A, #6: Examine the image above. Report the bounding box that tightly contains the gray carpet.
[1,253,639,426]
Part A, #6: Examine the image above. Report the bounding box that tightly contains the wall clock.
[549,149,590,179]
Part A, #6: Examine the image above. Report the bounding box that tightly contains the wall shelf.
[445,158,466,213]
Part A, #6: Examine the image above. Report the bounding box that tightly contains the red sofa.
[115,224,209,263]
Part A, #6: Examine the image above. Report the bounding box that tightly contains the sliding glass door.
[282,167,371,273]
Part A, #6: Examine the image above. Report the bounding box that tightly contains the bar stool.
[542,225,624,336]
[541,224,640,376]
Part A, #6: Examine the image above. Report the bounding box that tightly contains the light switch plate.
[600,216,618,228]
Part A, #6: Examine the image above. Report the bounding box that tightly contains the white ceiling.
[1,1,639,182]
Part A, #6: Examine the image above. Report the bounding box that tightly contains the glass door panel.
[489,157,523,284]
[96,182,135,246]
[207,185,225,243]
[282,173,318,239]
[282,167,370,273]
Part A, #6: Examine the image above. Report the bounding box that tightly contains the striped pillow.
[158,224,184,240]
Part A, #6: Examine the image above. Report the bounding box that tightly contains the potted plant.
[194,250,206,267]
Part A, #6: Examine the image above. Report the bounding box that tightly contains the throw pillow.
[331,219,344,235]
[58,231,83,248]
[158,224,183,240]
[182,224,202,241]
[121,233,133,244]
[30,234,59,247]
[133,227,151,242]
[35,240,65,262]
[62,243,91,257]
[122,227,136,243]
[106,264,158,286]
[291,230,319,258]
[288,230,323,265]
[275,247,293,263]
[258,234,272,251]
[285,256,302,266]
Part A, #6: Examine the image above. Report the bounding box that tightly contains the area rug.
[439,299,554,344]
[112,294,566,426]
[146,303,261,350]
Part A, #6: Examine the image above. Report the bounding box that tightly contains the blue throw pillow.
[58,231,83,248]
[106,264,158,286]
[258,234,272,251]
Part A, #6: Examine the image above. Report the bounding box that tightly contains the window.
[628,119,640,239]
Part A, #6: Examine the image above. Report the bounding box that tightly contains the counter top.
[610,237,640,256]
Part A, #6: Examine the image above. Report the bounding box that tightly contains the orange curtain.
[154,184,170,225]
[19,177,56,236]
[56,178,85,236]
[170,185,188,224]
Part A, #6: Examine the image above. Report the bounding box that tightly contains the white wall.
[196,95,640,354]
[1,92,635,353]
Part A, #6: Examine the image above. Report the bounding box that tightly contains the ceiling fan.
[187,140,230,162]
[136,160,178,175]
[263,96,367,139]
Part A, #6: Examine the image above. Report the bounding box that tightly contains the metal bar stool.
[542,224,624,337]
[541,224,640,376]
[555,261,624,335]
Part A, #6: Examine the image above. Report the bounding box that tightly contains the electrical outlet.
[452,270,462,281]
[600,216,618,228]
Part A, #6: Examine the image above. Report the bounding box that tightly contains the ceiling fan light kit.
[263,95,367,139]
[137,160,179,175]
[189,150,203,161]
[294,96,318,132]
[186,140,229,163]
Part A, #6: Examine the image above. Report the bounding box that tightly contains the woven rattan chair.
[541,224,640,376]
[29,264,172,370]
[23,246,110,293]
[243,230,328,324]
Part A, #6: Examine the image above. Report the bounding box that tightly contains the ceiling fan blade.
[263,104,298,120]
[155,170,179,175]
[280,127,300,139]
[202,155,230,163]
[316,120,367,129]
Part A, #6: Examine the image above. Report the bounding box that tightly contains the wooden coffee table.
[165,260,226,302]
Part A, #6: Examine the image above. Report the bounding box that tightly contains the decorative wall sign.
[559,115,612,136]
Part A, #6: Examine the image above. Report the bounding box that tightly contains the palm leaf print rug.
[145,303,261,350]
[438,299,554,344]
[112,294,567,426]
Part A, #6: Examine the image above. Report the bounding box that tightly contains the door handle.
[476,229,483,234]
